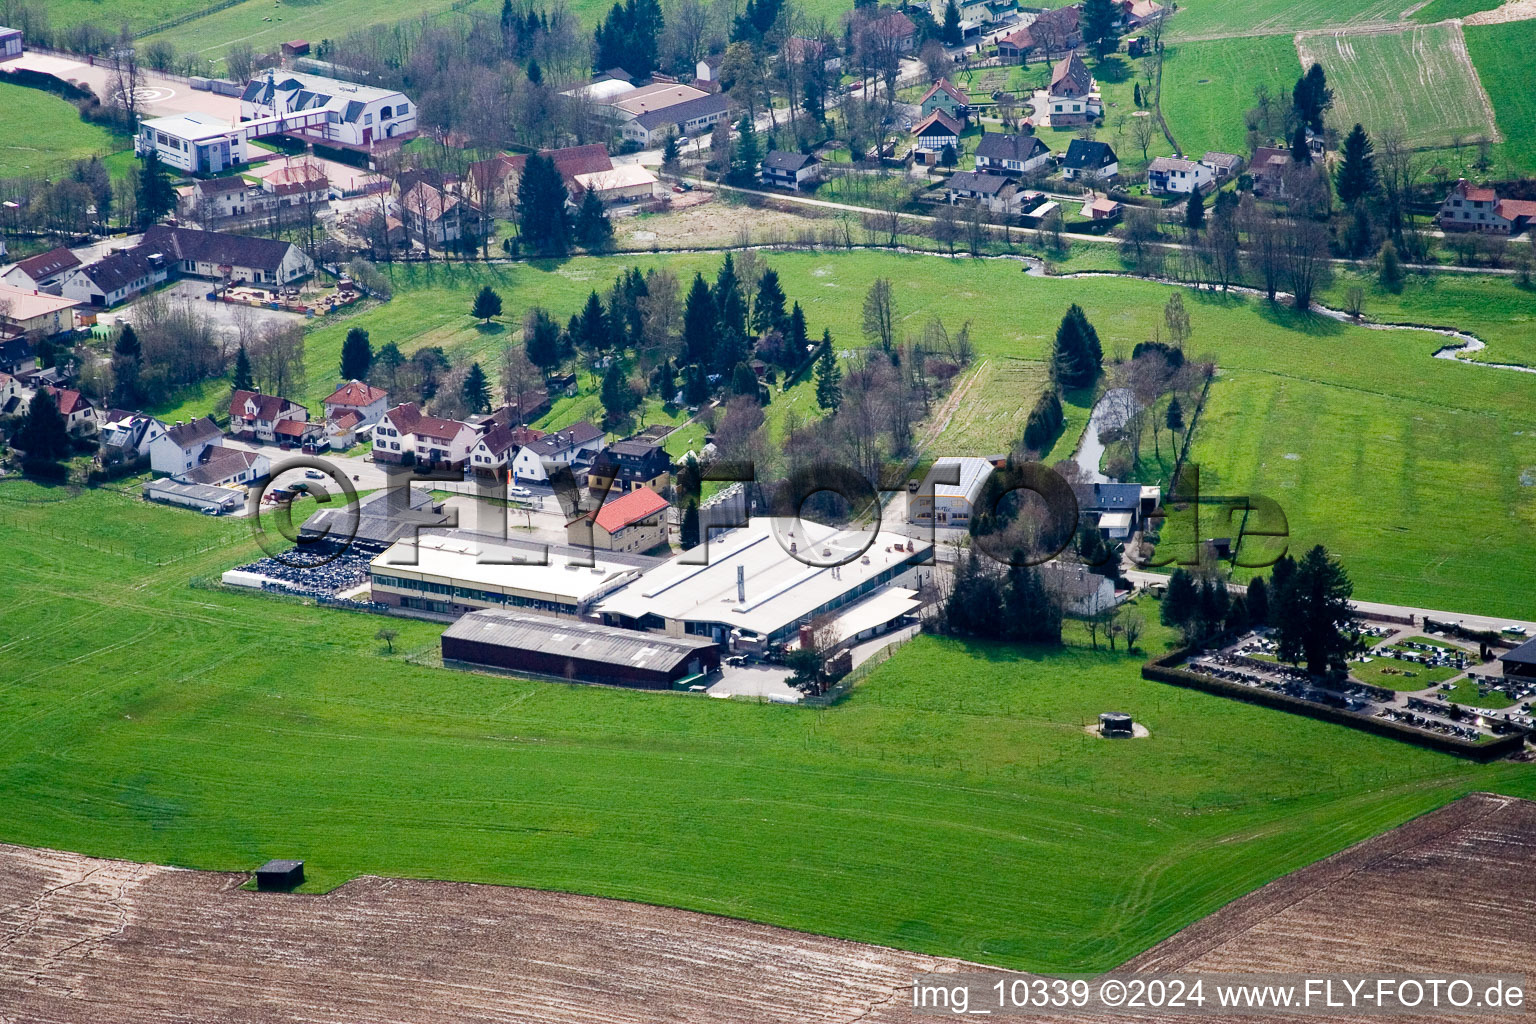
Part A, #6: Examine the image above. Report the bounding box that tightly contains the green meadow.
[0,81,129,179]
[1157,37,1300,160]
[1,478,1533,970]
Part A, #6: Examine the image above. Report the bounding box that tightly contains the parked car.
[509,486,533,498]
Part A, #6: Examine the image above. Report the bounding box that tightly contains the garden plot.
[1295,23,1500,148]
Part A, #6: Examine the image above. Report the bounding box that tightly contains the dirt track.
[3,792,1536,1022]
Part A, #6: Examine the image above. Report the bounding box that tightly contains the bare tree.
[499,343,540,416]
[861,277,897,351]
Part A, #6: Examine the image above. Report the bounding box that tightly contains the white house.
[0,247,81,292]
[510,421,604,483]
[149,416,223,475]
[374,402,477,469]
[1061,139,1118,182]
[175,445,271,488]
[760,151,821,191]
[136,113,247,175]
[186,177,254,222]
[39,386,95,435]
[228,389,309,443]
[973,132,1051,177]
[0,370,21,417]
[943,171,1023,215]
[0,283,80,338]
[98,409,165,465]
[140,225,313,287]
[1039,561,1116,617]
[240,70,416,149]
[469,424,525,473]
[1147,156,1212,195]
[58,249,169,308]
[323,379,389,427]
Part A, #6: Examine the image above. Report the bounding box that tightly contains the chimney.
[736,564,745,604]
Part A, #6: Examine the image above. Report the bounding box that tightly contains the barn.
[441,609,720,689]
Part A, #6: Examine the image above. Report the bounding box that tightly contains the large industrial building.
[442,609,720,689]
[595,516,931,644]
[368,532,644,618]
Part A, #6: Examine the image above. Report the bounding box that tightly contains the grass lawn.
[1441,678,1517,710]
[929,356,1051,455]
[1166,0,1414,40]
[1411,0,1505,21]
[2,482,1534,971]
[1157,37,1300,159]
[1320,269,1536,367]
[1349,657,1461,691]
[0,82,130,179]
[43,0,210,34]
[1294,24,1497,151]
[1465,20,1536,177]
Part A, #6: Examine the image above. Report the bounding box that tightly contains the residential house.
[1437,179,1536,235]
[1016,5,1080,60]
[856,10,917,53]
[547,372,579,397]
[943,171,1021,215]
[98,410,167,468]
[1039,561,1116,616]
[373,402,478,469]
[1200,151,1244,181]
[469,423,536,474]
[1250,146,1293,197]
[1116,0,1165,28]
[974,131,1051,176]
[1073,481,1160,539]
[0,338,36,375]
[322,379,389,428]
[38,386,95,435]
[240,70,416,150]
[911,110,963,166]
[693,54,725,92]
[400,181,474,248]
[1147,156,1212,195]
[1048,53,1098,126]
[175,445,270,487]
[1080,194,1122,221]
[326,409,363,450]
[469,144,614,214]
[918,79,972,124]
[149,416,222,475]
[0,284,79,339]
[1,247,80,292]
[784,36,841,73]
[510,421,604,483]
[256,158,330,208]
[60,226,312,308]
[0,370,20,417]
[186,176,253,223]
[1061,139,1119,181]
[587,436,671,495]
[228,388,309,444]
[760,150,822,191]
[568,485,670,554]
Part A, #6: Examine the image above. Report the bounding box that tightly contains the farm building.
[1501,638,1536,680]
[142,478,246,514]
[567,486,671,554]
[442,609,720,689]
[595,516,931,644]
[907,457,995,528]
[369,532,643,618]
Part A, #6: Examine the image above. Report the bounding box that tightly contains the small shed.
[281,40,311,57]
[1099,712,1134,737]
[255,859,305,891]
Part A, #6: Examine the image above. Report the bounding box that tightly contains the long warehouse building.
[442,609,720,689]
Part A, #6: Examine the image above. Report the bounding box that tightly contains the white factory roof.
[371,533,640,606]
[563,78,638,102]
[139,112,240,142]
[595,516,929,636]
[575,164,658,191]
[821,587,922,646]
[926,456,994,503]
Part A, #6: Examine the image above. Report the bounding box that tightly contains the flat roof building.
[596,516,931,644]
[369,532,643,618]
[136,113,249,175]
[442,609,720,689]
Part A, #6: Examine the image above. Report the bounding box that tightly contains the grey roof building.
[442,609,720,689]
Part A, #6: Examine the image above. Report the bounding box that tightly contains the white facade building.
[240,71,416,149]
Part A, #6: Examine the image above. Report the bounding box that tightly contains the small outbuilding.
[255,859,304,891]
[1099,712,1134,737]
[1499,637,1536,680]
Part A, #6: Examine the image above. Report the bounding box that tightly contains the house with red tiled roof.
[918,79,972,123]
[1438,179,1536,235]
[911,109,963,166]
[374,401,478,469]
[468,144,614,213]
[229,389,309,444]
[468,423,544,473]
[323,379,389,427]
[567,485,670,553]
[42,385,96,434]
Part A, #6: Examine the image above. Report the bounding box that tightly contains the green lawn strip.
[1157,37,1299,159]
[1442,678,1517,710]
[1,492,1532,970]
[0,82,131,180]
[1464,19,1536,178]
